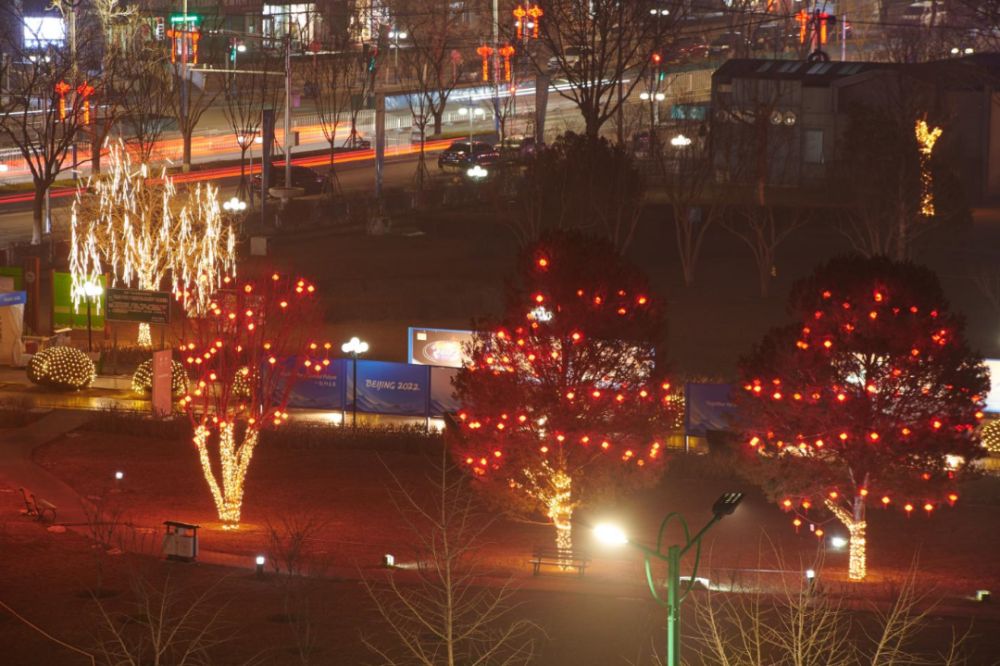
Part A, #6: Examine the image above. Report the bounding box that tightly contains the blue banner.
[0,291,26,307]
[278,357,345,410]
[429,366,461,417]
[348,360,430,416]
[684,383,737,437]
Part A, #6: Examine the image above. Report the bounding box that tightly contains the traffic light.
[652,52,662,65]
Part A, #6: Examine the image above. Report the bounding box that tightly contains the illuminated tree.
[69,145,238,347]
[735,256,989,581]
[452,231,675,550]
[180,270,327,528]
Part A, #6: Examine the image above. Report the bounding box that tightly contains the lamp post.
[82,280,103,352]
[457,104,485,147]
[388,30,407,84]
[594,492,745,666]
[341,336,368,428]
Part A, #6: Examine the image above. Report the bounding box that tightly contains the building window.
[263,3,318,46]
[804,129,824,164]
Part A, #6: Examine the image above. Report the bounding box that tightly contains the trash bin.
[162,521,200,562]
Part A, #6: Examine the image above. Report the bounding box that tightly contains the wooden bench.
[528,546,591,577]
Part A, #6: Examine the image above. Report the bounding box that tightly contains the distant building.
[710,55,1000,203]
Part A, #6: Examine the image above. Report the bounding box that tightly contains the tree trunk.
[194,423,259,529]
[825,497,867,581]
[183,128,193,173]
[433,110,443,137]
[31,184,45,245]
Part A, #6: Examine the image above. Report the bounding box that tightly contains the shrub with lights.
[735,256,989,581]
[131,358,190,396]
[981,420,1000,454]
[180,269,327,529]
[26,346,96,390]
[452,231,676,550]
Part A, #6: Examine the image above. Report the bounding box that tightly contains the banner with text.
[347,360,430,416]
[429,366,461,417]
[684,383,737,437]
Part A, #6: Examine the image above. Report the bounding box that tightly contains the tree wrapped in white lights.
[69,145,238,347]
[181,270,327,529]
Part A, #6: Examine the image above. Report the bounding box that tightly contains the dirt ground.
[7,434,1000,665]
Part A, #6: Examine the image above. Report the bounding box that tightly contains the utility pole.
[181,0,189,172]
[284,33,292,192]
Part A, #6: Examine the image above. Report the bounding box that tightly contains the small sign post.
[152,349,172,418]
[105,288,172,325]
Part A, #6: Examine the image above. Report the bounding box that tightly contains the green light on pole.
[169,14,200,24]
[594,492,745,666]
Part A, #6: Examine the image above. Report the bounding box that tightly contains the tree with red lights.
[452,231,675,550]
[181,269,328,529]
[735,256,989,581]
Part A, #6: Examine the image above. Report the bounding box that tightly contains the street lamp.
[593,492,745,666]
[467,164,488,180]
[223,196,247,214]
[82,280,103,352]
[457,105,485,146]
[342,336,369,428]
[389,30,407,83]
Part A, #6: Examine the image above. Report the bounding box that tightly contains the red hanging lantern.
[476,44,494,81]
[76,83,94,125]
[513,5,526,40]
[499,44,515,82]
[54,81,71,121]
[527,4,543,38]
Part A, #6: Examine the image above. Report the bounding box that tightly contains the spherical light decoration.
[26,347,96,390]
[981,420,1000,454]
[132,358,190,396]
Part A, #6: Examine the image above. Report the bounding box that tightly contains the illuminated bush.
[27,347,96,390]
[982,420,1000,454]
[132,359,190,396]
[233,367,256,399]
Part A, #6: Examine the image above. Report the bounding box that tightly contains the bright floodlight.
[831,536,847,549]
[342,337,369,354]
[115,471,124,480]
[805,568,816,579]
[594,523,629,545]
[255,555,266,566]
[712,492,745,517]
[671,134,692,147]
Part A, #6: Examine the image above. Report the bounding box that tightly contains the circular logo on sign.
[24,271,35,284]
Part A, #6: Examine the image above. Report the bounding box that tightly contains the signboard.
[106,288,172,325]
[52,272,105,331]
[429,366,461,417]
[280,357,346,410]
[0,291,26,307]
[0,267,24,290]
[408,327,474,368]
[684,383,737,437]
[348,360,430,416]
[984,359,1000,413]
[151,350,173,418]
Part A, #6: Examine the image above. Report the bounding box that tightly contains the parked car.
[251,165,327,196]
[709,31,749,56]
[437,141,500,172]
[498,135,543,163]
[666,35,710,62]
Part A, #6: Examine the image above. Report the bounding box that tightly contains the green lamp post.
[594,492,745,666]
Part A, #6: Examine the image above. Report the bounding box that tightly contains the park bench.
[528,546,591,578]
[18,488,37,518]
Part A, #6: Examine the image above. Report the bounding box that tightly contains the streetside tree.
[451,231,676,550]
[180,269,327,529]
[734,255,989,581]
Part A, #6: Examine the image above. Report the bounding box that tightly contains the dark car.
[251,165,327,196]
[666,35,710,63]
[751,24,797,52]
[437,141,500,172]
[709,31,748,56]
[498,135,543,163]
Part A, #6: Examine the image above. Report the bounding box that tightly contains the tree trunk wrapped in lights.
[182,270,326,529]
[735,256,989,581]
[69,144,238,347]
[452,231,676,550]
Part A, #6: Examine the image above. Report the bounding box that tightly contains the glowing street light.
[671,134,693,147]
[467,165,489,180]
[223,197,247,214]
[342,337,369,428]
[593,492,745,666]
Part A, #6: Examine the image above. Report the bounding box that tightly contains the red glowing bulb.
[829,491,838,499]
[882,496,890,505]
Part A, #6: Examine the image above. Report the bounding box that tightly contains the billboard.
[984,359,1000,413]
[408,327,474,368]
[348,360,429,416]
[277,357,345,410]
[430,366,461,417]
[684,383,737,437]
